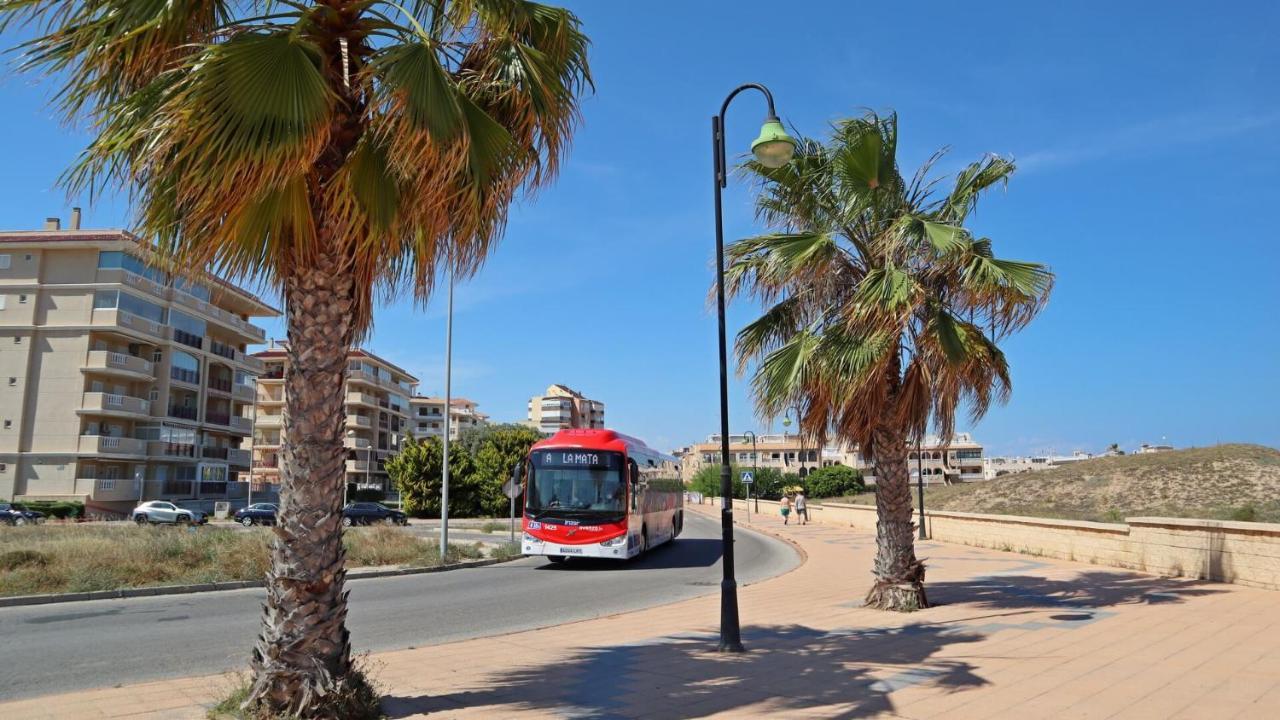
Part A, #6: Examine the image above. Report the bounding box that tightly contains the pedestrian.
[780,494,792,524]
[795,489,808,525]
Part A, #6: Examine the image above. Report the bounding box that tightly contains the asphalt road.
[0,512,796,701]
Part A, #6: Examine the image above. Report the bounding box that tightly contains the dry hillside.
[840,444,1280,523]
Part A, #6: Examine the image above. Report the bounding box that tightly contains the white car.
[131,501,207,525]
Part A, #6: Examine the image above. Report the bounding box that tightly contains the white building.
[410,396,488,440]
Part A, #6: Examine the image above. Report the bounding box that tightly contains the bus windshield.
[526,449,626,519]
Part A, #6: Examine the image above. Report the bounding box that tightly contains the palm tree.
[2,1,589,715]
[726,112,1052,611]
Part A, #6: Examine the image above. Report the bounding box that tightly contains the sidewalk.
[5,505,1279,719]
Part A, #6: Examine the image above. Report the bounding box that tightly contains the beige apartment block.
[526,383,604,433]
[0,221,276,515]
[409,396,489,441]
[675,432,984,486]
[249,345,417,495]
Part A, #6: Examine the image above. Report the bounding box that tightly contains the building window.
[7,377,14,386]
[18,294,27,304]
[0,254,9,269]
[3,420,10,429]
[13,337,20,344]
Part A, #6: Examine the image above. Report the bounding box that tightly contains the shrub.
[1230,505,1258,522]
[0,549,49,571]
[20,501,84,519]
[803,465,864,498]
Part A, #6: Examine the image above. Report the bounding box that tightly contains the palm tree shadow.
[927,571,1223,612]
[382,623,990,719]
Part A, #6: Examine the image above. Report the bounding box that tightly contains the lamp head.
[751,115,796,168]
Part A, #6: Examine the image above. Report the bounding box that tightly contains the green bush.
[688,465,795,501]
[802,465,864,499]
[19,501,84,519]
[1230,504,1258,522]
[0,549,49,571]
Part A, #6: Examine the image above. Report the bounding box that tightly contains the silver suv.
[131,501,207,525]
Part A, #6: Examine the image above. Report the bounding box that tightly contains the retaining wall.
[723,497,1280,590]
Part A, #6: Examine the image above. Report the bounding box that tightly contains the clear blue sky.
[2,1,1277,456]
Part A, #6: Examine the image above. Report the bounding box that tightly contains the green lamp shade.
[751,118,796,168]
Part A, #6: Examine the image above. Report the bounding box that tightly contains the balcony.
[149,441,198,459]
[227,448,251,466]
[346,391,379,408]
[96,267,168,301]
[78,435,147,456]
[83,350,155,380]
[233,383,255,402]
[170,366,200,387]
[167,405,199,421]
[209,339,237,361]
[230,416,253,434]
[345,437,372,450]
[208,377,233,395]
[80,391,151,418]
[257,414,283,428]
[346,459,374,473]
[91,308,168,340]
[172,328,204,350]
[346,414,372,428]
[239,354,266,373]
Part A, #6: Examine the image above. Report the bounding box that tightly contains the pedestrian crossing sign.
[741,471,754,484]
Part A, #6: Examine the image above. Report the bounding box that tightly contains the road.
[0,512,796,701]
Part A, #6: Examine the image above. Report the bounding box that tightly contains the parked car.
[131,501,207,525]
[0,502,45,526]
[342,502,407,527]
[233,503,279,526]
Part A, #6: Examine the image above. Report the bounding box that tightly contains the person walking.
[795,489,808,525]
[780,494,792,525]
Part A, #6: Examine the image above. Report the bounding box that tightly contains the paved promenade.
[4,504,1279,719]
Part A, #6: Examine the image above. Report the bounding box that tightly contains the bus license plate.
[559,547,583,554]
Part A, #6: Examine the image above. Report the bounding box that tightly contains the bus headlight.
[600,536,626,547]
[523,533,539,544]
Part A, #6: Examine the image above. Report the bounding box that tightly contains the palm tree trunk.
[864,426,928,611]
[246,248,359,717]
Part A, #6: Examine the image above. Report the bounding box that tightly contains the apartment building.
[409,396,488,440]
[983,450,1094,479]
[675,434,823,484]
[0,220,276,515]
[676,432,984,486]
[249,346,417,494]
[526,384,604,433]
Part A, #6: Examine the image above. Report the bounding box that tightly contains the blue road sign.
[741,470,754,484]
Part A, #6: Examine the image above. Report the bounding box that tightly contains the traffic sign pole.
[740,470,755,523]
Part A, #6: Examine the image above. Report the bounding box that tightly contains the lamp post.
[916,438,926,540]
[782,406,805,479]
[440,264,454,563]
[743,430,759,514]
[711,83,796,654]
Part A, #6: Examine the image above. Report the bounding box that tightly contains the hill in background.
[841,444,1280,524]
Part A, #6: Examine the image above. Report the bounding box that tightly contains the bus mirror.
[510,464,522,484]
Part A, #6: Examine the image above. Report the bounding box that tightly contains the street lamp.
[711,83,796,654]
[440,263,455,563]
[742,430,759,514]
[782,407,806,479]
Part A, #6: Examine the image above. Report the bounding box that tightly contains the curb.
[0,556,513,609]
[686,503,810,567]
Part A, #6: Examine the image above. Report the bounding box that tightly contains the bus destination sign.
[533,450,622,470]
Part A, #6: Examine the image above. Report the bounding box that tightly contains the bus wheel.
[548,555,567,564]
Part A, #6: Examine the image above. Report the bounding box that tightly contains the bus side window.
[629,459,640,511]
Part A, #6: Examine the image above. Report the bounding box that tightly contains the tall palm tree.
[727,113,1052,611]
[2,1,589,715]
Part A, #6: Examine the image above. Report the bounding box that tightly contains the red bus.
[517,429,683,562]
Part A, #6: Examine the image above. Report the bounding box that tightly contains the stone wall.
[725,497,1280,590]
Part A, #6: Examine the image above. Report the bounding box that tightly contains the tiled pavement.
[4,505,1278,719]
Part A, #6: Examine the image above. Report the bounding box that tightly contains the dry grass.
[832,444,1280,524]
[0,525,485,597]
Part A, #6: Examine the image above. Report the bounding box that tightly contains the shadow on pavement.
[382,622,989,719]
[927,571,1223,611]
[533,538,721,572]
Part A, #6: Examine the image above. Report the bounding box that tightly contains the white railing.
[84,391,151,415]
